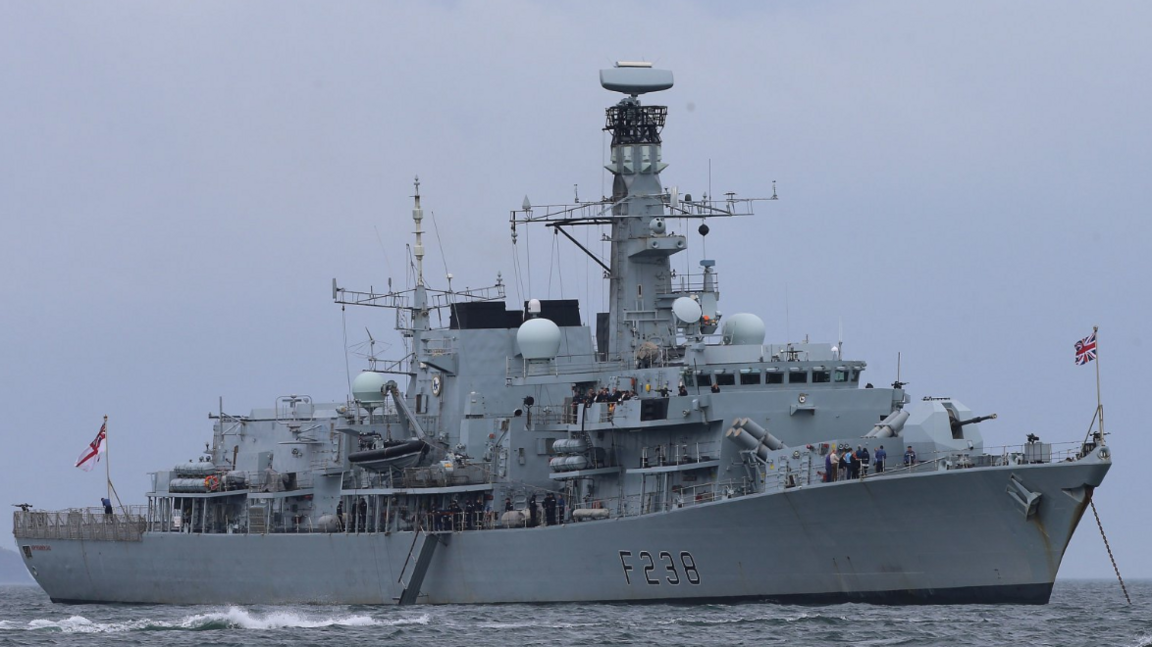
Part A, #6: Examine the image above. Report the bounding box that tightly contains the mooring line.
[1091,499,1131,605]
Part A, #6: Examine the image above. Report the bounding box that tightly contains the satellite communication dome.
[722,313,766,346]
[517,317,562,360]
[672,296,703,324]
[351,371,388,404]
[527,298,543,315]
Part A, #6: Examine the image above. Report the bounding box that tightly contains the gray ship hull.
[20,458,1106,605]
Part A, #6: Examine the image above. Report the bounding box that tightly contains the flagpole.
[104,415,111,501]
[1094,326,1104,445]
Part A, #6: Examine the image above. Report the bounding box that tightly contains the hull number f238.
[618,550,700,585]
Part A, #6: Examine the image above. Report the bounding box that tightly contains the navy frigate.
[14,63,1110,605]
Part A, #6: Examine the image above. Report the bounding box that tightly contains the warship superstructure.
[15,63,1110,605]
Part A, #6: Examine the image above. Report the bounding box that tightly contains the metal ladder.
[396,529,441,605]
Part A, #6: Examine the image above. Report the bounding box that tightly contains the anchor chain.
[1090,499,1130,605]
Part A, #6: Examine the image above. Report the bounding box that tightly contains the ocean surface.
[0,580,1147,646]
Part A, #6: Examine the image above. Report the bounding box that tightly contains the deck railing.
[13,506,148,542]
[755,440,1094,494]
[20,441,1098,541]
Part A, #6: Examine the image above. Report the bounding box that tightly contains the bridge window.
[813,370,830,383]
[789,370,808,384]
[715,373,736,387]
[696,373,711,387]
[740,370,761,385]
[766,371,783,384]
[850,369,861,382]
[834,369,849,383]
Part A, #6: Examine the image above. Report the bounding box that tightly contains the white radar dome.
[517,317,562,360]
[722,313,766,346]
[672,296,703,324]
[351,371,388,404]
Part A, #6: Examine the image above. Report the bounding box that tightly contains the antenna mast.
[412,176,425,288]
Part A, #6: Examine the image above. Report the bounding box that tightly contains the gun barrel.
[958,413,998,426]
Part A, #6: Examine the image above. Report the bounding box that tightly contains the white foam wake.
[12,607,430,633]
[181,606,388,630]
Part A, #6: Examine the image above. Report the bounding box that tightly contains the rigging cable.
[584,215,590,326]
[341,305,352,399]
[554,228,565,298]
[429,209,451,327]
[429,210,451,282]
[525,216,532,299]
[511,222,525,306]
[547,227,556,297]
[373,225,395,279]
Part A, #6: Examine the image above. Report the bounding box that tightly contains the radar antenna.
[365,328,378,370]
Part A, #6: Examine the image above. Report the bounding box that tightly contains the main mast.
[506,63,763,365]
[600,63,684,360]
[411,176,430,337]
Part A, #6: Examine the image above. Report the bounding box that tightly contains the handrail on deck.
[13,506,148,542]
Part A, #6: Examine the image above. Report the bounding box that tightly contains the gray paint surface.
[21,457,1107,604]
[12,57,1118,604]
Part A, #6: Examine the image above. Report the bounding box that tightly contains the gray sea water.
[0,581,1147,646]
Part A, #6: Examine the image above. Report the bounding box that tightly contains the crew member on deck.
[464,498,476,530]
[543,492,557,526]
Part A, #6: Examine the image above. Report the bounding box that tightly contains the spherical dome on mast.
[351,371,388,405]
[517,317,562,360]
[722,313,766,346]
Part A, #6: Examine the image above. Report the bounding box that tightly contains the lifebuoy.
[204,474,220,492]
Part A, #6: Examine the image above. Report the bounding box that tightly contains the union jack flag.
[1075,331,1097,366]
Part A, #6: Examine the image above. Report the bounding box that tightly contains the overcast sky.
[2,2,1150,584]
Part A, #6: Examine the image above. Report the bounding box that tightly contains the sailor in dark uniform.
[449,498,462,531]
[464,498,476,530]
[543,492,557,526]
